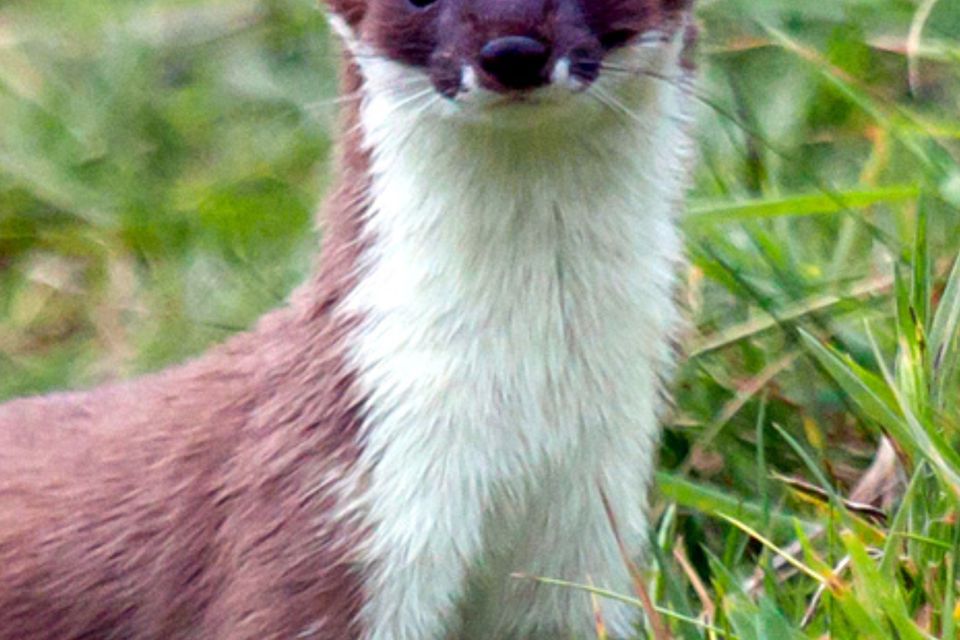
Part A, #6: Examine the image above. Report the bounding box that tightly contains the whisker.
[595,61,896,247]
[303,75,432,114]
[304,90,364,112]
[390,94,446,156]
[340,86,440,139]
[587,84,642,126]
[600,62,685,87]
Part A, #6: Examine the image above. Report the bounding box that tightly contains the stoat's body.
[0,1,696,638]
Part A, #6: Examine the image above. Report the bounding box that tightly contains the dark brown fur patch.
[353,0,693,94]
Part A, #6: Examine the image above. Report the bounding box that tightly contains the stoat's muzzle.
[329,0,692,100]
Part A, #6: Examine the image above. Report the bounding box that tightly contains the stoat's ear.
[325,0,366,27]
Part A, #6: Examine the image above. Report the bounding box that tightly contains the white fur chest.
[339,40,691,640]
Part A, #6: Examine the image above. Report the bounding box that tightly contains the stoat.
[0,0,697,638]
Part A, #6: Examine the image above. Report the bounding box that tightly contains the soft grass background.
[1,0,959,637]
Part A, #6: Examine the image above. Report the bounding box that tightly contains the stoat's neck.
[308,28,695,324]
[331,47,692,422]
[324,43,694,640]
[336,53,691,323]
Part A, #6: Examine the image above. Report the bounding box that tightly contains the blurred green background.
[2,0,960,637]
[0,0,337,396]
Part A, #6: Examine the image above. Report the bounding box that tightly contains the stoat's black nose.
[479,36,550,91]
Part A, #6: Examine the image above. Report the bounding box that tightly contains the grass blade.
[686,185,919,225]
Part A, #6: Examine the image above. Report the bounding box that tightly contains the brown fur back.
[0,310,361,639]
[0,62,374,639]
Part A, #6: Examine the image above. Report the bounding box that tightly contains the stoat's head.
[326,0,695,128]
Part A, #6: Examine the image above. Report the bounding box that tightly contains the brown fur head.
[326,0,693,96]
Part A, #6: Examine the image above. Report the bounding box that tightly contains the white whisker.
[304,74,434,116]
[342,86,439,139]
[587,84,640,125]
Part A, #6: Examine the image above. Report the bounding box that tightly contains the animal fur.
[0,1,697,638]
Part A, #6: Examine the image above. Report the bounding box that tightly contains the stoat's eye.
[408,0,439,8]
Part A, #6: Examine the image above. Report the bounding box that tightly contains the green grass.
[1,0,959,638]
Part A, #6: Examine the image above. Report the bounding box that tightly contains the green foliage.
[1,0,959,637]
[0,0,335,395]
